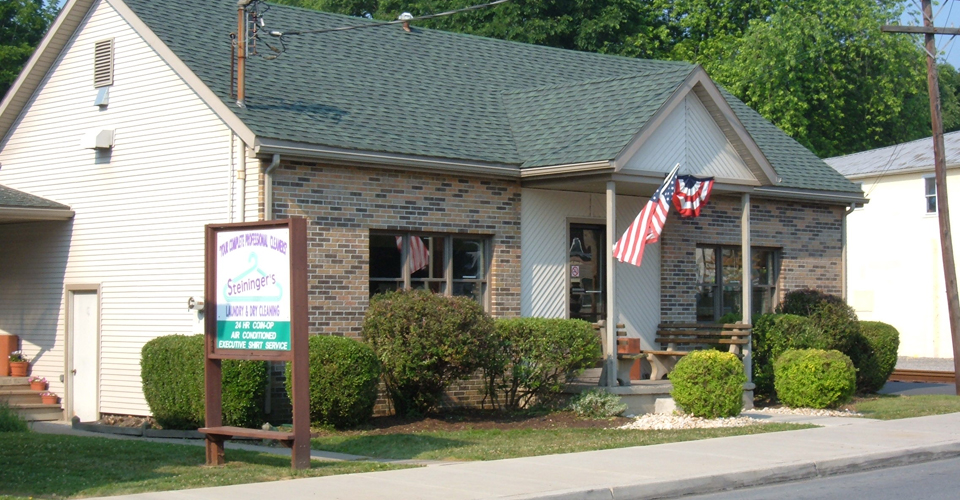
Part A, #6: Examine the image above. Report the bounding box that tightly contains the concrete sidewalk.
[81,412,960,500]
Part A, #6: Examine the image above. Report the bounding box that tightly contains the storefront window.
[696,245,779,322]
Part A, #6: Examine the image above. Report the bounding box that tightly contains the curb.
[507,442,960,500]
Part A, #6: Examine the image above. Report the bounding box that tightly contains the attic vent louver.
[94,39,114,88]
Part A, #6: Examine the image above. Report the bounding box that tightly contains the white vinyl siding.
[0,0,234,415]
[622,94,755,183]
[520,189,659,346]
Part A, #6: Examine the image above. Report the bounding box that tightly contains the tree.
[0,0,57,100]
[710,0,929,157]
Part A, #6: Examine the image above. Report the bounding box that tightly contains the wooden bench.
[199,426,296,449]
[646,323,751,380]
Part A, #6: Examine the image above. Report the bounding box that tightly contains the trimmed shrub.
[774,349,855,409]
[0,402,28,432]
[485,318,601,409]
[670,350,746,418]
[568,389,627,419]
[751,313,824,398]
[284,335,380,429]
[777,289,847,316]
[141,334,268,430]
[856,321,901,393]
[362,290,496,416]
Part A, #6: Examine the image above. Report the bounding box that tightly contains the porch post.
[605,181,618,387]
[740,193,752,382]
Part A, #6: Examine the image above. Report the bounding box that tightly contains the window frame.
[695,244,780,323]
[924,175,937,214]
[369,231,491,309]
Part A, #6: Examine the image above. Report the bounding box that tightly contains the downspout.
[237,136,246,222]
[263,154,280,220]
[842,203,856,301]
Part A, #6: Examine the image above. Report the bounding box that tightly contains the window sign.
[215,227,292,351]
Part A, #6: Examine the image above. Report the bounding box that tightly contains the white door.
[70,291,99,422]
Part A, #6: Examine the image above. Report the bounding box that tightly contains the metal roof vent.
[94,39,114,88]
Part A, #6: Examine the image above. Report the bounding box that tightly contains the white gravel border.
[617,406,862,430]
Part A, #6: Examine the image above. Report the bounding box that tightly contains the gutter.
[752,186,868,205]
[263,154,280,220]
[254,140,521,179]
[0,207,75,221]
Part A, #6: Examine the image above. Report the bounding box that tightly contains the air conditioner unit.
[80,129,114,149]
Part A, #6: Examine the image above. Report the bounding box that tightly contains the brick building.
[0,0,863,420]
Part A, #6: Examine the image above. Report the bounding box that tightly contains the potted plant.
[9,351,28,377]
[40,392,58,405]
[28,376,47,391]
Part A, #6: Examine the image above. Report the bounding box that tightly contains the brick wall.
[660,195,844,322]
[271,159,523,337]
[265,159,522,418]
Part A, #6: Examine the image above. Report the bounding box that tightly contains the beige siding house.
[826,133,960,360]
[1,0,863,420]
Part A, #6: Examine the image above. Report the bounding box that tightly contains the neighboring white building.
[826,133,960,359]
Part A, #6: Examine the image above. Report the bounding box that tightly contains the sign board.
[215,227,292,352]
[203,218,310,469]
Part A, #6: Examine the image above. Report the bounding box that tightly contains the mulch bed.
[315,410,632,436]
[97,410,631,436]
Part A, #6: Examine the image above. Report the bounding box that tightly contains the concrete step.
[12,404,63,422]
[0,388,43,405]
[0,377,29,387]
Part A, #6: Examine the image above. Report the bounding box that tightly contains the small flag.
[673,175,714,217]
[613,164,680,267]
[396,236,430,272]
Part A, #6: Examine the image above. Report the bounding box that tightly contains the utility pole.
[884,0,960,394]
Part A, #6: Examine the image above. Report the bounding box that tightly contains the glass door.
[569,224,606,323]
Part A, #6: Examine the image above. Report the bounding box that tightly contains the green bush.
[485,318,601,409]
[856,321,901,393]
[774,349,855,409]
[777,289,847,316]
[284,335,380,429]
[141,334,268,430]
[670,350,746,418]
[751,313,825,398]
[0,403,28,432]
[568,389,627,419]
[362,290,496,416]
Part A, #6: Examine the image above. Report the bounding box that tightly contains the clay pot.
[10,361,28,377]
[40,394,58,405]
[30,380,47,391]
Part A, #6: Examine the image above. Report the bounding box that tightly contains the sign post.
[200,218,310,469]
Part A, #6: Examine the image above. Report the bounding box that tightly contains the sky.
[902,0,960,69]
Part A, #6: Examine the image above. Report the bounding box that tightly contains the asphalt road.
[679,456,960,500]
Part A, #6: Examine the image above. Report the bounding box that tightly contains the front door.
[569,224,606,323]
[69,290,99,422]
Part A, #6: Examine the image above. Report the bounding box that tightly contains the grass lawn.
[311,423,813,461]
[848,394,960,420]
[0,432,405,499]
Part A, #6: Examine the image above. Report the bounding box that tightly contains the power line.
[273,0,511,37]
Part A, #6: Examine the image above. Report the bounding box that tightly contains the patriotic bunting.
[673,175,715,217]
[613,164,680,267]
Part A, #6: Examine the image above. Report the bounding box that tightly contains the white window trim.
[924,174,937,215]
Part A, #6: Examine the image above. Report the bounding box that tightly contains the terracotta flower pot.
[10,361,28,377]
[41,394,58,405]
[30,380,47,391]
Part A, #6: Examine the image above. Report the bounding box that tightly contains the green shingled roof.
[122,0,860,193]
[0,184,69,210]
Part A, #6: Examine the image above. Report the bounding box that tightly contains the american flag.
[673,175,714,217]
[396,236,430,272]
[613,164,680,267]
